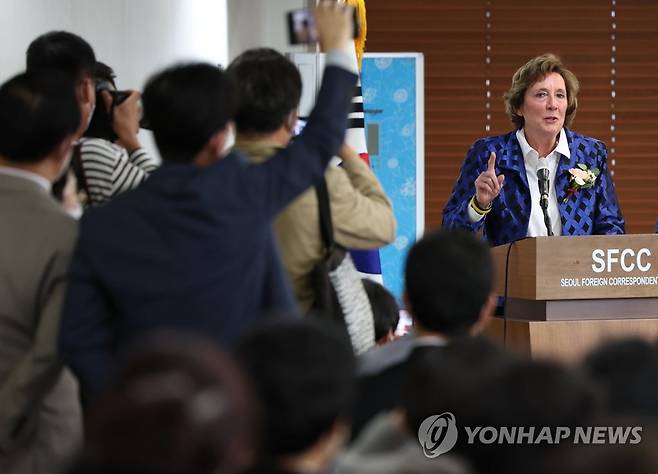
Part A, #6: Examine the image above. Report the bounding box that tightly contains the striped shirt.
[79,138,159,206]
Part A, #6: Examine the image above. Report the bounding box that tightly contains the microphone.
[537,165,553,236]
[537,166,550,209]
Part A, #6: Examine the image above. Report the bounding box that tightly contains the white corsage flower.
[564,163,600,203]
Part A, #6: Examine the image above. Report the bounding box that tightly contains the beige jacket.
[0,173,82,473]
[236,140,396,313]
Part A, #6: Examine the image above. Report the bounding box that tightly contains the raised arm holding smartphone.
[60,2,363,399]
[288,3,359,45]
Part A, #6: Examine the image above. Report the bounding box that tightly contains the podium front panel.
[492,235,658,300]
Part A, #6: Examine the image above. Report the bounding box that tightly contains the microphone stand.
[539,195,553,237]
[537,168,554,236]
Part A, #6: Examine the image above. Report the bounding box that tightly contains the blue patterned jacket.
[442,129,625,246]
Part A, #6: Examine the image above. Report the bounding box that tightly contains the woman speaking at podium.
[442,54,625,246]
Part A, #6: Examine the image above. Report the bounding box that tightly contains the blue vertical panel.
[362,56,418,302]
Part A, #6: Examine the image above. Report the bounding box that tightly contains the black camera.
[96,79,134,116]
[90,79,149,138]
[95,79,130,104]
[107,89,131,106]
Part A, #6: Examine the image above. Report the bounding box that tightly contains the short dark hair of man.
[75,333,259,474]
[226,47,302,134]
[471,361,601,474]
[406,341,600,474]
[362,279,400,342]
[236,319,355,459]
[404,229,493,336]
[142,62,235,161]
[404,336,516,437]
[26,30,96,82]
[537,430,658,474]
[582,338,658,418]
[0,72,80,164]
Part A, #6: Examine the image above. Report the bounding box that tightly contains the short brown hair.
[503,54,580,129]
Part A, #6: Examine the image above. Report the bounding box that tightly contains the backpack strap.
[315,177,335,251]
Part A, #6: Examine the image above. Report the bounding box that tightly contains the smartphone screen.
[290,118,308,141]
[287,9,318,45]
[286,8,360,45]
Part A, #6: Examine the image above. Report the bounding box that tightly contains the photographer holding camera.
[75,61,158,206]
[27,33,158,208]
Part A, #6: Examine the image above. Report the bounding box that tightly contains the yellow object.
[470,196,493,215]
[343,0,367,69]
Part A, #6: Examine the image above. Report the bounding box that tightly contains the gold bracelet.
[470,196,492,215]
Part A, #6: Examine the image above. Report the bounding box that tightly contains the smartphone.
[286,7,360,45]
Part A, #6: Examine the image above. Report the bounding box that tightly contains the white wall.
[0,0,228,86]
[0,0,228,158]
[0,0,324,154]
[0,0,321,86]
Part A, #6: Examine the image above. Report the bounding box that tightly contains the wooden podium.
[485,235,658,363]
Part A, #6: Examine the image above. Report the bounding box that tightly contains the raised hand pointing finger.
[474,152,504,209]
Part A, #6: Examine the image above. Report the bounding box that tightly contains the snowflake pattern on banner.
[362,56,420,302]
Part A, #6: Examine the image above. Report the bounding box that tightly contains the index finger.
[487,152,497,173]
